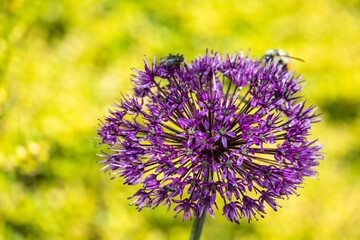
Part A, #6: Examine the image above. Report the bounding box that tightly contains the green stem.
[189,212,206,240]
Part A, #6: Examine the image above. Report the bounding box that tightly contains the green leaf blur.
[1,0,359,239]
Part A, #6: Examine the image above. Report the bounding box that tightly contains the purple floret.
[96,50,323,223]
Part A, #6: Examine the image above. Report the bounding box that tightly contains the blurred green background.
[1,0,360,239]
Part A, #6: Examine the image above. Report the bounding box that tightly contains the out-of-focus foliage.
[1,0,360,239]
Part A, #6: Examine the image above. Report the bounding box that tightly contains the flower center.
[187,127,195,135]
[219,127,227,136]
[184,148,193,156]
[224,160,232,168]
[241,148,249,155]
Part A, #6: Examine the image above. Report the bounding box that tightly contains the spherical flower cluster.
[96,50,323,223]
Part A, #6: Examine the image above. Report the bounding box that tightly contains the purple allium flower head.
[96,50,323,223]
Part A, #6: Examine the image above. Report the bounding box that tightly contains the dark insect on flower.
[163,186,177,192]
[161,53,185,67]
[96,50,323,223]
[261,49,304,71]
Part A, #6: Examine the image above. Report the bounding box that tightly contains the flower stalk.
[189,213,206,240]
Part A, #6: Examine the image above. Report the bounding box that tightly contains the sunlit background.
[1,0,360,239]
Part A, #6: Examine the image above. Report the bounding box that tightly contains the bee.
[261,49,304,71]
[161,53,184,67]
[163,185,176,192]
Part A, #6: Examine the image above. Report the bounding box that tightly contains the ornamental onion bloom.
[96,50,323,224]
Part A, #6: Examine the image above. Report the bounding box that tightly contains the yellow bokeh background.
[1,0,360,239]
